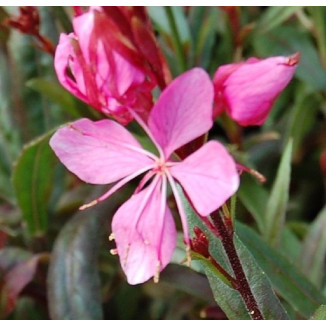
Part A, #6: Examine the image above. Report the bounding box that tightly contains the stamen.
[154,261,161,283]
[110,248,118,255]
[79,199,98,210]
[236,163,266,183]
[108,233,115,241]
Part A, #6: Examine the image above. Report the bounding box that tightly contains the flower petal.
[49,118,154,184]
[112,179,176,285]
[218,55,298,126]
[148,68,214,158]
[54,33,88,102]
[169,141,239,216]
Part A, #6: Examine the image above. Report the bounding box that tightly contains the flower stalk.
[210,211,264,320]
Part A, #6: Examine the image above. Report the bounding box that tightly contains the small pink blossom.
[213,53,299,126]
[54,7,154,125]
[50,68,239,285]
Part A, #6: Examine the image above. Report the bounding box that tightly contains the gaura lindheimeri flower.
[50,68,239,285]
[213,53,300,126]
[54,7,154,125]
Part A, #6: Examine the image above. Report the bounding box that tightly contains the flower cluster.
[50,7,299,284]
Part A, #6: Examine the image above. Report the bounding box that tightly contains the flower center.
[153,159,173,175]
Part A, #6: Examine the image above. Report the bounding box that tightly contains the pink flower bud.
[213,53,299,126]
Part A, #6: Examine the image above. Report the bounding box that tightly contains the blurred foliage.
[0,6,326,320]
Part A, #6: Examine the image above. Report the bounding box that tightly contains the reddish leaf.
[0,231,7,249]
[0,254,42,318]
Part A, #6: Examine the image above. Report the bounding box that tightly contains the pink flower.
[50,68,239,285]
[213,53,299,126]
[54,7,154,125]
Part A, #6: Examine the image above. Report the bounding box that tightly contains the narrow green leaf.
[237,222,326,318]
[311,305,326,320]
[12,132,56,236]
[285,89,320,158]
[177,185,288,320]
[264,140,293,246]
[47,207,104,320]
[256,7,302,34]
[147,6,190,44]
[237,173,269,232]
[300,205,326,286]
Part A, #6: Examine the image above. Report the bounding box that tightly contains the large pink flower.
[213,53,299,126]
[54,7,154,125]
[50,68,239,284]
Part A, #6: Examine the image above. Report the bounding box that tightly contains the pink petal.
[49,118,154,184]
[54,33,88,102]
[169,141,239,216]
[73,9,147,104]
[148,68,214,158]
[112,179,176,285]
[216,54,298,126]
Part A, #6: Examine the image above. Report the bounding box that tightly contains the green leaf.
[311,305,326,320]
[263,140,293,247]
[256,7,302,34]
[307,7,326,69]
[12,131,56,236]
[285,87,320,158]
[47,205,105,320]
[237,222,326,318]
[26,78,80,119]
[300,205,326,287]
[177,185,288,320]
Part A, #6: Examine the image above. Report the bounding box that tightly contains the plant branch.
[210,211,264,320]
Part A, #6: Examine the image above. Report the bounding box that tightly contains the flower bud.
[213,53,299,126]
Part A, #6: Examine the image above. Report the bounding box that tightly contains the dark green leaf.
[300,205,326,287]
[160,264,215,304]
[263,140,292,247]
[237,222,326,318]
[26,78,80,119]
[47,205,105,320]
[12,131,56,236]
[285,88,320,158]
